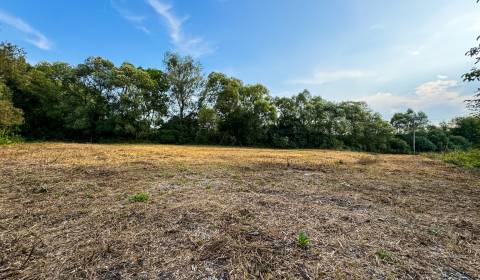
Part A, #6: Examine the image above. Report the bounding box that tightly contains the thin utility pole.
[413,128,416,155]
[412,119,416,155]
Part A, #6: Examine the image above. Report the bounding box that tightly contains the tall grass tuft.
[0,129,22,145]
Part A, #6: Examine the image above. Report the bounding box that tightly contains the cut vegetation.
[1,143,479,279]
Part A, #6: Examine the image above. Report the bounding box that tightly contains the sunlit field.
[1,143,479,279]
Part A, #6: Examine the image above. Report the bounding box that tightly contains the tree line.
[1,42,479,153]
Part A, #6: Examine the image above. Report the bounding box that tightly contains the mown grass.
[428,149,480,169]
[1,143,479,279]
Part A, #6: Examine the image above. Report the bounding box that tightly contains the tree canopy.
[1,42,478,153]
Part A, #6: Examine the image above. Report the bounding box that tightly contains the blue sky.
[0,0,479,122]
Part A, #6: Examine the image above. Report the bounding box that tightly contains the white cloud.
[359,79,468,113]
[146,0,214,57]
[0,10,51,50]
[437,74,448,80]
[291,70,371,85]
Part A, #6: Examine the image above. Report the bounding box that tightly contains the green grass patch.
[129,192,149,202]
[376,249,393,262]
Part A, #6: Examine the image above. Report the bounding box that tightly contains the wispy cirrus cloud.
[111,0,151,34]
[0,10,51,50]
[146,0,214,57]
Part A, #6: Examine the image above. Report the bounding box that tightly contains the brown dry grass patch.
[0,143,479,279]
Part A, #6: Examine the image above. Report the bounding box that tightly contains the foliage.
[391,109,428,135]
[0,42,475,153]
[414,136,437,152]
[438,149,480,168]
[297,231,310,248]
[388,138,410,154]
[129,192,150,202]
[0,128,22,145]
[448,135,471,151]
[164,52,204,120]
[451,116,480,147]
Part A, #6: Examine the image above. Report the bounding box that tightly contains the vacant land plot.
[1,143,479,279]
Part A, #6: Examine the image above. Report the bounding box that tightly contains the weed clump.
[129,192,149,202]
[376,249,393,262]
[297,231,310,248]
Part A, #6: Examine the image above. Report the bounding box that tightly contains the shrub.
[157,129,177,144]
[440,149,480,168]
[0,129,22,145]
[273,135,290,148]
[129,192,149,202]
[415,136,437,152]
[388,137,410,154]
[447,135,471,151]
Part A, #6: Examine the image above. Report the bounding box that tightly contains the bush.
[447,135,471,151]
[415,136,437,152]
[388,137,410,154]
[0,129,22,145]
[440,149,480,168]
[273,135,290,148]
[157,129,177,144]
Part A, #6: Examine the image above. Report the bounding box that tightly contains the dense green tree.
[448,135,471,150]
[111,62,157,138]
[144,68,169,128]
[203,72,276,145]
[451,116,480,147]
[427,126,449,152]
[391,109,429,153]
[196,107,217,143]
[164,53,204,120]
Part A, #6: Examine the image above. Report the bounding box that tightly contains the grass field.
[1,143,479,279]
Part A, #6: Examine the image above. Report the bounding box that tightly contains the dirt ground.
[0,143,479,279]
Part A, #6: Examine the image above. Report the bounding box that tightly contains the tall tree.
[391,109,429,154]
[164,53,204,120]
[73,57,115,140]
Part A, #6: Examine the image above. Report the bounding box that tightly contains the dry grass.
[0,143,479,279]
